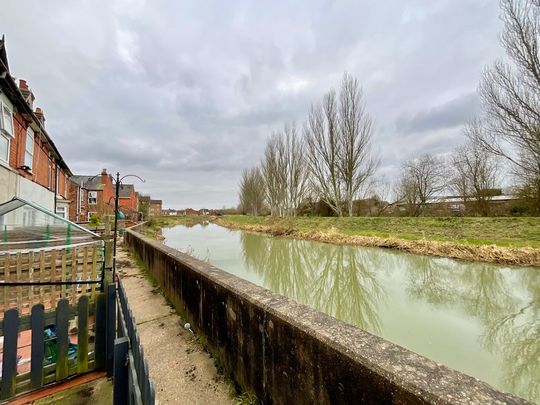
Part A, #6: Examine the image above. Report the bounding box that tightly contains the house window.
[0,132,9,164]
[25,127,34,168]
[88,191,98,204]
[0,102,14,137]
[87,212,97,221]
[56,206,66,219]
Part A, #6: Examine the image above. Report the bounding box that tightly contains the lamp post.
[112,172,145,281]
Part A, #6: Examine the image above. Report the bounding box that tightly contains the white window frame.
[88,191,98,205]
[0,132,9,165]
[0,102,14,138]
[56,206,67,219]
[25,127,34,169]
[88,212,97,221]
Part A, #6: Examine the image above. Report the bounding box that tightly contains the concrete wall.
[124,229,529,405]
[0,165,18,204]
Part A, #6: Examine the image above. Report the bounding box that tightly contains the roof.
[0,35,9,73]
[119,184,134,198]
[0,37,72,176]
[71,175,107,190]
[150,200,162,204]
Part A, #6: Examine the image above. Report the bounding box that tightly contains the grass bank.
[215,215,540,267]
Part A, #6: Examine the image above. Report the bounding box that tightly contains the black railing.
[114,277,155,405]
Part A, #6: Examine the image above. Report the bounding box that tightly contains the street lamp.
[112,172,145,280]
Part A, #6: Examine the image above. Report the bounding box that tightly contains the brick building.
[0,38,72,216]
[118,184,138,211]
[70,169,115,222]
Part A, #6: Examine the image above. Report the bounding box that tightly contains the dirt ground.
[116,246,235,405]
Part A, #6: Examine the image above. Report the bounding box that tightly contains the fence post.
[55,299,70,381]
[0,309,19,400]
[95,293,107,369]
[77,295,89,373]
[113,337,129,405]
[106,282,117,377]
[30,304,45,389]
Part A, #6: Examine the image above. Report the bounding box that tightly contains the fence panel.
[0,294,102,401]
[0,242,104,317]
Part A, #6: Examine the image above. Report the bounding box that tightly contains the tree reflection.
[240,233,385,333]
[405,257,539,402]
[238,230,539,402]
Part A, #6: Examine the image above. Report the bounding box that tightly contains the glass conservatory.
[0,197,105,314]
[0,197,100,252]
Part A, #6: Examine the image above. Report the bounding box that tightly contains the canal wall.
[124,228,529,405]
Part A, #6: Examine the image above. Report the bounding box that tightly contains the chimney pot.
[101,168,108,175]
[34,107,45,125]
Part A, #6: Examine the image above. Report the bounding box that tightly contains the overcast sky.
[0,0,506,209]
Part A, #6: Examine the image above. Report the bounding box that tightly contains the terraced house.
[0,37,72,217]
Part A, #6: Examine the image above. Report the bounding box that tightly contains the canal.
[162,223,539,403]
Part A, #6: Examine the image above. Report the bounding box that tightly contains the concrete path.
[116,246,235,405]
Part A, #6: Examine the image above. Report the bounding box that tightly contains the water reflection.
[403,257,539,401]
[162,224,539,403]
[240,232,385,333]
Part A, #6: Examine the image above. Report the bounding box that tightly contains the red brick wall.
[119,189,138,211]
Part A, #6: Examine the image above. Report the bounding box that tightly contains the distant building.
[149,199,162,217]
[0,38,72,216]
[70,169,115,222]
[118,184,138,212]
[179,208,199,216]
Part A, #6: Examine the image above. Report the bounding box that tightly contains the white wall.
[0,165,18,205]
[17,175,55,210]
[0,166,55,211]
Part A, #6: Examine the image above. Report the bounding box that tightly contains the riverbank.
[214,215,540,267]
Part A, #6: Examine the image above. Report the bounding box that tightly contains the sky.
[0,0,506,209]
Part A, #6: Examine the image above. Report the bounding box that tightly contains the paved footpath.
[116,246,235,405]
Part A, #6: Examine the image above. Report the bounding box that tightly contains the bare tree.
[397,154,448,216]
[338,73,379,216]
[475,0,540,213]
[452,122,500,215]
[305,73,378,216]
[238,167,265,216]
[261,133,287,216]
[283,123,309,216]
[305,90,344,216]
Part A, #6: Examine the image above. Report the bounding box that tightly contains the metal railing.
[114,277,155,405]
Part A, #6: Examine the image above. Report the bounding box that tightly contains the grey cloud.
[395,93,481,134]
[0,0,504,208]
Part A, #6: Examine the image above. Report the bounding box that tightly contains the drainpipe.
[54,163,58,213]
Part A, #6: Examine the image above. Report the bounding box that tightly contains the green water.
[162,223,539,403]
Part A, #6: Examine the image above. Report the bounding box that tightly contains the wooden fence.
[115,277,155,405]
[1,242,104,317]
[0,294,108,400]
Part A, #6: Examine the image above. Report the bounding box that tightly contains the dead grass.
[215,217,540,267]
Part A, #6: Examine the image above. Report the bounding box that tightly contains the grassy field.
[217,215,540,249]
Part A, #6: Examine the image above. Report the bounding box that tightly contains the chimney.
[34,107,45,126]
[101,168,108,186]
[19,79,35,109]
